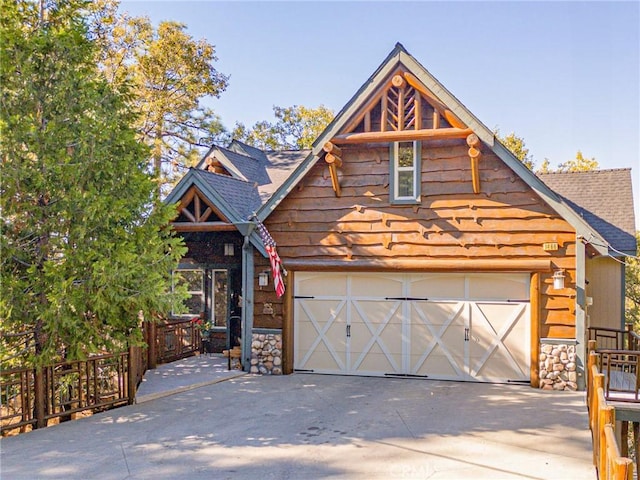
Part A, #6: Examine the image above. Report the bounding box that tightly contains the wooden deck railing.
[155,318,201,364]
[1,346,143,435]
[589,326,640,352]
[2,318,205,436]
[587,345,637,480]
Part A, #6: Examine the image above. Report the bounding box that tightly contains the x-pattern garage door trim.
[469,302,529,380]
[410,301,466,378]
[297,297,347,371]
[351,299,402,373]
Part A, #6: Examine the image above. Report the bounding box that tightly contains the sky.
[120,0,640,227]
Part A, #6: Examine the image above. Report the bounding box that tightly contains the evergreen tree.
[88,0,229,194]
[0,0,185,366]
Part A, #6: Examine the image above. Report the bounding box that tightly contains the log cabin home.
[164,43,636,390]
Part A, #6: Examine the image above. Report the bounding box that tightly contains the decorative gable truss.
[323,69,483,196]
[172,186,236,232]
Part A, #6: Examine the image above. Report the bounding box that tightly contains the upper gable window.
[390,141,421,203]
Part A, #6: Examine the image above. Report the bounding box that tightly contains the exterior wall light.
[258,271,269,287]
[552,269,566,290]
[224,243,234,256]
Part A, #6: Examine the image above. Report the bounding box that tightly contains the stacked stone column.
[539,343,577,391]
[250,333,282,375]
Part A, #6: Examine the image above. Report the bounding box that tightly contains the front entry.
[294,272,531,383]
[171,267,241,352]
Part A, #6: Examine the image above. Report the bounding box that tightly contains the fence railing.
[2,318,201,436]
[587,346,636,480]
[156,318,201,364]
[588,326,640,352]
[1,347,143,435]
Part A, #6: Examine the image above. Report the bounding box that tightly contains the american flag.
[254,217,286,298]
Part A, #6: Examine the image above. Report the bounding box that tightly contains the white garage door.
[294,272,530,383]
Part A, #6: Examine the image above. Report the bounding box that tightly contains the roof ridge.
[193,167,257,186]
[264,149,312,154]
[217,145,261,162]
[538,168,631,175]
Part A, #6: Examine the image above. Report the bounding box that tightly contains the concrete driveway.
[1,373,594,479]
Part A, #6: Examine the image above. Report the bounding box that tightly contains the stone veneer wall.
[539,343,577,391]
[250,333,282,375]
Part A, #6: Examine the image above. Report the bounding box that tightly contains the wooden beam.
[325,153,342,168]
[194,194,201,221]
[331,127,472,145]
[403,71,467,129]
[364,111,371,132]
[340,79,395,134]
[433,110,440,129]
[200,206,213,222]
[466,133,480,147]
[282,271,294,375]
[176,187,196,213]
[180,208,196,223]
[328,163,341,197]
[469,148,481,194]
[391,74,406,88]
[414,94,422,130]
[381,92,388,132]
[530,272,540,388]
[397,84,405,130]
[322,142,342,157]
[467,133,481,194]
[285,258,553,272]
[443,111,466,130]
[171,222,237,232]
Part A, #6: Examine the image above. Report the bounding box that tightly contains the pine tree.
[0,0,185,366]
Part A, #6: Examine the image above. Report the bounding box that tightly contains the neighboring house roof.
[538,169,637,255]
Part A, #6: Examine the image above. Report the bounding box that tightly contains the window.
[390,141,421,203]
[172,269,205,317]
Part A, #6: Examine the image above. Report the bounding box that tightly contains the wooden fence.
[155,318,201,364]
[589,325,640,352]
[587,339,637,480]
[2,318,202,436]
[1,346,143,435]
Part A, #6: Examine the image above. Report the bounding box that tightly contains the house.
[164,43,636,390]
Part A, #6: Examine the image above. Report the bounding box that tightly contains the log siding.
[266,140,577,339]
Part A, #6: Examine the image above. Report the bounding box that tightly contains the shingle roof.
[229,140,270,165]
[260,150,310,203]
[538,169,637,254]
[191,169,262,221]
[217,146,271,186]
[193,142,308,207]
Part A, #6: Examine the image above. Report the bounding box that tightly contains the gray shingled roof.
[193,141,308,206]
[217,147,271,186]
[229,140,270,165]
[538,169,637,254]
[191,169,262,221]
[261,150,310,203]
